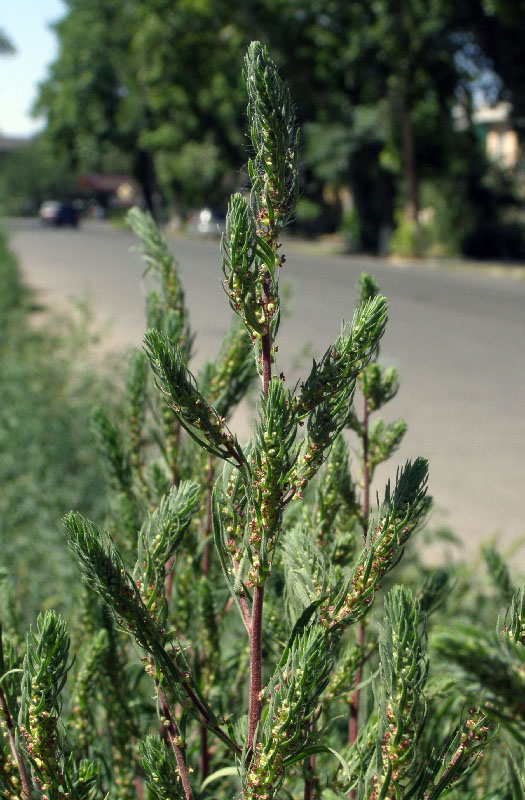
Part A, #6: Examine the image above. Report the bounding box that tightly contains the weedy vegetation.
[1,44,524,800]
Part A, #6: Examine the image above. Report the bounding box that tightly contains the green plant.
[0,229,114,622]
[1,42,524,800]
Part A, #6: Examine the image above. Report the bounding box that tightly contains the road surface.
[6,218,525,561]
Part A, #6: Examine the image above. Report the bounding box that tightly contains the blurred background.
[2,0,525,259]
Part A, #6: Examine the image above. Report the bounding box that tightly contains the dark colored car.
[40,201,80,227]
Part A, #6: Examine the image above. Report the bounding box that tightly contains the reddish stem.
[303,738,316,800]
[134,774,145,800]
[179,679,242,755]
[198,455,214,780]
[247,273,273,753]
[199,724,210,782]
[165,555,175,607]
[157,683,194,800]
[247,584,265,750]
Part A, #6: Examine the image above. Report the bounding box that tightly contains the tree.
[459,0,525,146]
[34,0,158,214]
[0,137,78,215]
[35,0,250,217]
[237,0,481,253]
[127,0,247,212]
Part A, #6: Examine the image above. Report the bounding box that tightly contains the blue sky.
[1,0,65,136]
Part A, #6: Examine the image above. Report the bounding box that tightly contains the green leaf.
[200,766,239,791]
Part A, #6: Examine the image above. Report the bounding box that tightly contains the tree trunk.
[134,148,159,220]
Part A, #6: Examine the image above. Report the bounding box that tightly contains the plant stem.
[261,277,272,396]
[303,722,316,800]
[303,755,315,800]
[199,724,210,782]
[248,583,264,750]
[0,685,32,800]
[361,392,370,524]
[157,684,194,800]
[134,774,145,800]
[247,276,273,753]
[199,454,214,780]
[203,455,214,578]
[178,677,241,755]
[165,556,175,608]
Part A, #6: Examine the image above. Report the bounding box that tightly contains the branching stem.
[157,683,194,800]
[179,678,241,755]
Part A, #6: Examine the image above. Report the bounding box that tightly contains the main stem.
[248,583,265,749]
[303,721,317,800]
[248,273,272,752]
[303,754,315,800]
[199,454,214,781]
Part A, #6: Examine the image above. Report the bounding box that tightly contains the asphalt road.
[6,218,525,561]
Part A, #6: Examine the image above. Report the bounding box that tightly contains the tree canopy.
[33,0,525,255]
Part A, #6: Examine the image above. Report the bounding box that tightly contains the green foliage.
[20,612,72,795]
[0,138,78,216]
[144,329,245,465]
[370,586,428,798]
[433,590,525,743]
[138,735,184,800]
[0,230,113,621]
[244,41,298,238]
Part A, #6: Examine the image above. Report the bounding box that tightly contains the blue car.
[40,201,80,227]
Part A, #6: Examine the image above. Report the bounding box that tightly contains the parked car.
[39,201,80,227]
